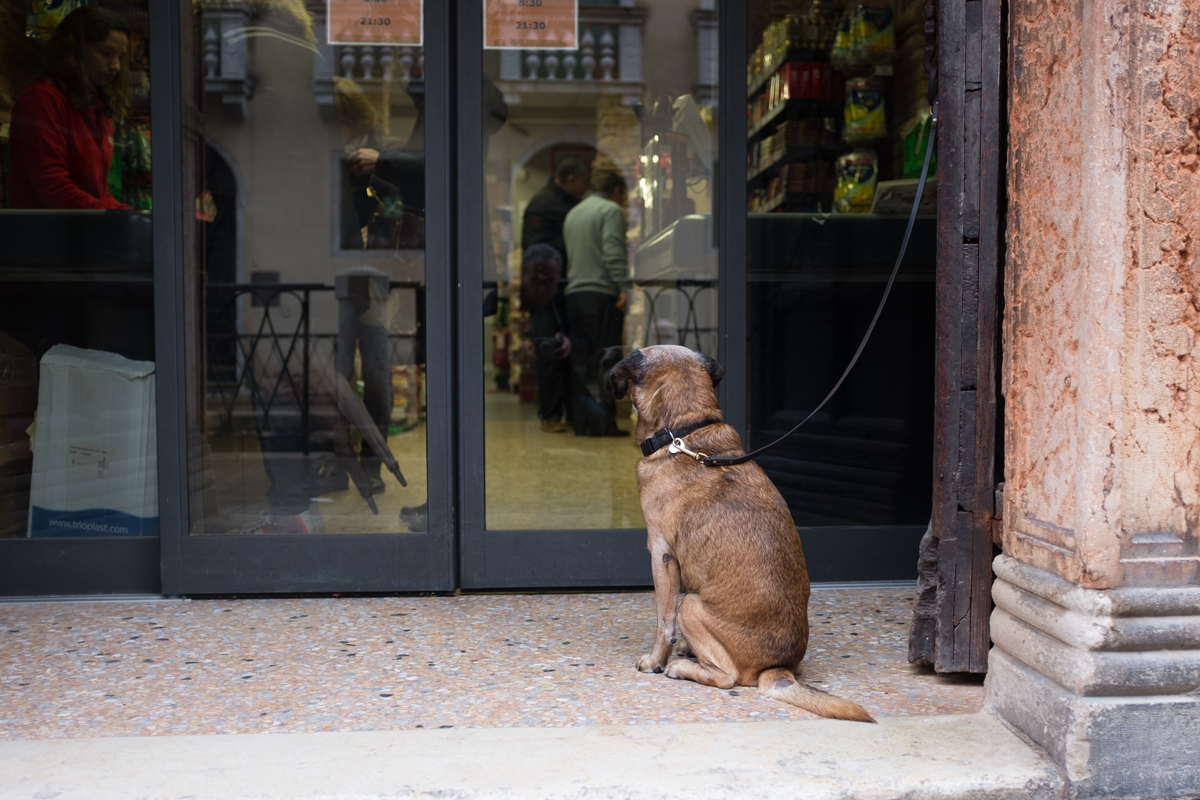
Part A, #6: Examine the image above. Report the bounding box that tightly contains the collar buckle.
[667,437,708,462]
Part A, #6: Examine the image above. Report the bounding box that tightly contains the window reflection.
[745,0,936,527]
[481,0,719,531]
[1,3,156,541]
[190,2,428,536]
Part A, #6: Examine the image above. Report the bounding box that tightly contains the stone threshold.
[1,711,1065,800]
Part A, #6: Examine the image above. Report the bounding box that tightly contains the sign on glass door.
[328,0,423,45]
[484,0,577,49]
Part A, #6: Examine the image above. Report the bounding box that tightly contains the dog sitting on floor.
[607,345,875,722]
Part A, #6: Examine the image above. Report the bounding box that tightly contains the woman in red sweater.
[8,7,131,210]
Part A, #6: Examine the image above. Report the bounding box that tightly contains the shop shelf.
[747,48,830,100]
[748,145,837,184]
[750,191,835,215]
[748,97,841,141]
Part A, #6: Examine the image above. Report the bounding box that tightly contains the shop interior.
[0,0,935,551]
[1,0,157,541]
[743,0,936,528]
[478,1,719,531]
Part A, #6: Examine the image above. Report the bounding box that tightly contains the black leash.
[703,112,939,469]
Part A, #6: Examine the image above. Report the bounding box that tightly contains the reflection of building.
[481,0,722,369]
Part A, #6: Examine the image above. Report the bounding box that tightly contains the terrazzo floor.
[0,587,983,740]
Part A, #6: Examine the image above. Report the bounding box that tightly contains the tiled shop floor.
[0,588,983,740]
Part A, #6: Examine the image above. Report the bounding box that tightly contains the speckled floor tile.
[0,588,983,740]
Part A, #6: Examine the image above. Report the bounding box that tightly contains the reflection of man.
[335,267,393,495]
[334,78,425,250]
[520,245,572,432]
[522,158,590,275]
[563,170,630,437]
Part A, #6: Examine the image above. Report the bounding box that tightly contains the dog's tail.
[758,667,876,723]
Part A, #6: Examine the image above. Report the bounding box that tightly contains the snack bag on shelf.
[844,77,887,142]
[850,1,896,65]
[829,10,860,73]
[900,108,937,179]
[834,149,879,213]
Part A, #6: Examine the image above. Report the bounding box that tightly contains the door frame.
[908,0,1005,673]
[453,0,746,590]
[155,0,457,595]
[140,0,999,599]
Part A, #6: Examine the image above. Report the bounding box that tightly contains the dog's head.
[607,345,725,430]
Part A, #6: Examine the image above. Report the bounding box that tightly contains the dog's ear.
[607,350,645,400]
[697,353,726,389]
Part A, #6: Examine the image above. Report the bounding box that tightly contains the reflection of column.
[690,5,718,106]
[594,95,639,178]
[988,2,1200,798]
[498,50,522,79]
[617,22,641,84]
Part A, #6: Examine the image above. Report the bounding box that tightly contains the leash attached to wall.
[703,101,939,469]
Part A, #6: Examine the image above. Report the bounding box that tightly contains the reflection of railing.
[494,6,647,103]
[636,279,717,356]
[329,45,424,83]
[313,38,425,118]
[205,282,422,451]
[498,28,618,81]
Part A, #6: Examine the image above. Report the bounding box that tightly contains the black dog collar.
[639,418,724,458]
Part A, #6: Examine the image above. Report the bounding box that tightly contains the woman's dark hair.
[43,6,130,119]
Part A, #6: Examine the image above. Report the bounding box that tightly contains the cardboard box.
[0,439,33,539]
[0,331,37,416]
[871,177,938,215]
[27,346,157,538]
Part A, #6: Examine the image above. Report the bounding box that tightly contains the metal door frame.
[155,0,457,595]
[453,1,746,590]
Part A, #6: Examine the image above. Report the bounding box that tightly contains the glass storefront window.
[745,0,935,527]
[1,3,158,541]
[480,0,720,531]
[187,1,428,536]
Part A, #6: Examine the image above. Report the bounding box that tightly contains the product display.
[850,1,896,65]
[829,10,861,73]
[747,0,935,217]
[843,77,887,142]
[834,149,879,213]
[0,332,36,539]
[871,177,937,215]
[900,108,937,179]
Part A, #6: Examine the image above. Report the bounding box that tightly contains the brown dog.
[607,345,874,722]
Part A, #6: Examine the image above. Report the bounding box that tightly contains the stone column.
[991,1,1200,798]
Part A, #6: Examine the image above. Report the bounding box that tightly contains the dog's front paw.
[636,653,667,674]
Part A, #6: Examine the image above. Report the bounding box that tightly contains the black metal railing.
[205,282,423,450]
[636,279,717,356]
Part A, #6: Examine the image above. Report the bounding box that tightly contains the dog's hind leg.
[663,595,738,689]
[672,631,694,659]
[664,657,737,689]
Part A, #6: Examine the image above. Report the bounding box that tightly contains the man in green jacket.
[563,170,630,436]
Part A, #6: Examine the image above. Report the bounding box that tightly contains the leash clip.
[668,437,709,462]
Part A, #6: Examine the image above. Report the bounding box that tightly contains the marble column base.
[985,555,1200,800]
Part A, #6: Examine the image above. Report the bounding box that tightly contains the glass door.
[163,0,455,593]
[458,0,724,588]
[742,0,935,580]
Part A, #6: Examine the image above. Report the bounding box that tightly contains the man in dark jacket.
[521,158,591,275]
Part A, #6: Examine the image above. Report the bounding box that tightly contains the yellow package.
[834,150,879,213]
[850,1,896,65]
[844,77,887,143]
